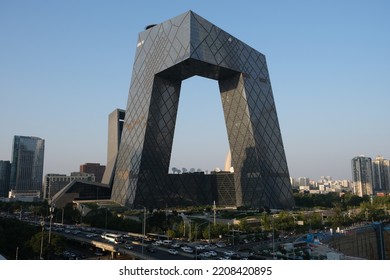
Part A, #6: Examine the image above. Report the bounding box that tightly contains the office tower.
[111,11,294,209]
[102,109,125,185]
[372,156,390,194]
[384,159,390,193]
[0,161,11,197]
[10,136,45,194]
[351,156,373,197]
[79,163,105,183]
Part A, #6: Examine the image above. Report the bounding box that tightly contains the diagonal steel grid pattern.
[111,11,295,209]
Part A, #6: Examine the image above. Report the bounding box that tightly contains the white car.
[195,245,205,250]
[208,251,218,257]
[199,252,211,258]
[224,250,235,256]
[182,247,194,253]
[168,249,178,255]
[171,243,180,248]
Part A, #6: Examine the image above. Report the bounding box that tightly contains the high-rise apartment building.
[372,156,390,194]
[351,156,373,197]
[0,161,11,197]
[79,163,105,183]
[10,136,45,194]
[298,177,311,187]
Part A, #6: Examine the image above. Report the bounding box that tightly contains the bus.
[146,233,170,241]
[101,233,123,244]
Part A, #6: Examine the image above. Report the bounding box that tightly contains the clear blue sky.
[1,0,389,181]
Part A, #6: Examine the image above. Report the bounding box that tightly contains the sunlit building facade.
[351,156,373,197]
[110,11,294,209]
[10,135,45,194]
[372,156,390,194]
[102,108,125,186]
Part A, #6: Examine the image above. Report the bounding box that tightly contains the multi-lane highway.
[51,224,241,260]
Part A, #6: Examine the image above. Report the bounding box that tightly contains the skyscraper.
[0,161,11,197]
[351,156,373,197]
[101,108,125,185]
[372,156,390,194]
[110,11,294,209]
[10,136,45,194]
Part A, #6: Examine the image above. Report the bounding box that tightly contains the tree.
[274,211,295,232]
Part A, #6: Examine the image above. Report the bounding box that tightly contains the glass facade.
[10,135,45,192]
[111,11,294,209]
[0,161,11,197]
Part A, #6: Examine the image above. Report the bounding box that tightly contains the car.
[198,252,211,258]
[168,249,178,255]
[124,245,133,250]
[182,247,194,253]
[94,250,104,256]
[195,245,205,250]
[230,253,241,259]
[163,240,173,245]
[146,247,156,253]
[208,250,218,257]
[216,242,226,248]
[171,243,180,248]
[224,250,235,256]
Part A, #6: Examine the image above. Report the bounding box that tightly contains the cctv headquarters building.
[107,11,295,210]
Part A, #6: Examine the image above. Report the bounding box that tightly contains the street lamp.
[189,220,192,241]
[272,216,276,259]
[193,217,212,260]
[48,204,55,245]
[39,219,45,260]
[232,227,235,249]
[195,220,209,242]
[142,207,146,256]
[105,207,108,231]
[207,212,211,245]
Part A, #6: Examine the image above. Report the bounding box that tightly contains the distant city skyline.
[1,1,389,181]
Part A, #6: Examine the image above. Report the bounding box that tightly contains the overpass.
[56,232,157,260]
